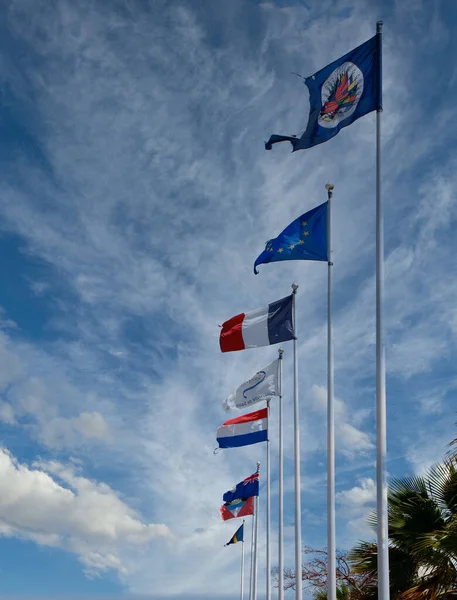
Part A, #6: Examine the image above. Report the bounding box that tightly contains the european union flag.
[265,34,380,152]
[225,523,244,546]
[254,202,327,274]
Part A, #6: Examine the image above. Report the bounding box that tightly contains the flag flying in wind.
[254,202,328,274]
[221,497,254,521]
[225,523,244,546]
[223,471,260,503]
[223,359,279,412]
[265,35,380,152]
[220,295,294,352]
[217,408,268,449]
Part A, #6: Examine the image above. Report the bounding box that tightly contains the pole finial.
[278,348,284,358]
[325,183,334,200]
[291,282,299,293]
[377,20,383,32]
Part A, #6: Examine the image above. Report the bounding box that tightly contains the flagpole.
[252,461,260,600]
[241,520,246,600]
[278,348,284,600]
[375,20,389,600]
[291,283,302,600]
[266,401,271,600]
[325,183,336,600]
[249,513,255,600]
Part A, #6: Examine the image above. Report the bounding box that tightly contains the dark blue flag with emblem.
[254,202,327,274]
[265,34,381,152]
[224,523,244,546]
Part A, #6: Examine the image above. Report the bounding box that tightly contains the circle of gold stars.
[264,220,311,255]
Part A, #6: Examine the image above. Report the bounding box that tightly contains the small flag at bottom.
[225,523,244,546]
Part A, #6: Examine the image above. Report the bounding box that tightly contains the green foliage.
[278,430,457,600]
[350,458,457,600]
[314,584,353,600]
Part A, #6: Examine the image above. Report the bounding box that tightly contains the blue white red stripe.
[217,408,268,449]
[219,295,294,353]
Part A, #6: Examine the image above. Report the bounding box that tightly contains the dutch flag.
[219,295,294,353]
[217,408,268,449]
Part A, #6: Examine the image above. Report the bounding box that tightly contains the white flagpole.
[278,348,284,600]
[325,183,336,600]
[266,401,271,600]
[252,461,260,600]
[241,520,246,600]
[375,20,390,600]
[249,513,255,600]
[291,284,302,600]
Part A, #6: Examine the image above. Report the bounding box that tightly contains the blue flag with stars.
[254,202,327,274]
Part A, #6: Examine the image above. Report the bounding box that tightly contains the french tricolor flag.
[217,408,268,449]
[219,295,294,353]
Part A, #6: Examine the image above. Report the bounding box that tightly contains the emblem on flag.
[318,62,364,128]
[265,35,380,151]
[223,359,279,411]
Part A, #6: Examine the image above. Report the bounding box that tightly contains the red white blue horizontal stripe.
[217,408,268,449]
[219,295,294,353]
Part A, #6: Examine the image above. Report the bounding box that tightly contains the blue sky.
[0,0,456,597]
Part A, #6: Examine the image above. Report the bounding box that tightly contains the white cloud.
[0,448,170,574]
[74,411,111,439]
[0,332,23,391]
[38,411,112,448]
[0,308,17,330]
[0,335,112,449]
[419,395,443,416]
[337,478,376,509]
[336,478,376,539]
[405,419,456,475]
[0,400,16,425]
[311,385,373,457]
[339,423,373,455]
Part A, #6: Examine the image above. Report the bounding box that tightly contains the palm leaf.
[388,497,446,553]
[349,542,418,596]
[314,585,353,600]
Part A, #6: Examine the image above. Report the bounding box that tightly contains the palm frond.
[399,564,457,600]
[425,462,457,516]
[348,542,378,576]
[349,542,418,595]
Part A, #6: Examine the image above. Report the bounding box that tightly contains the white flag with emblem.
[223,359,279,412]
